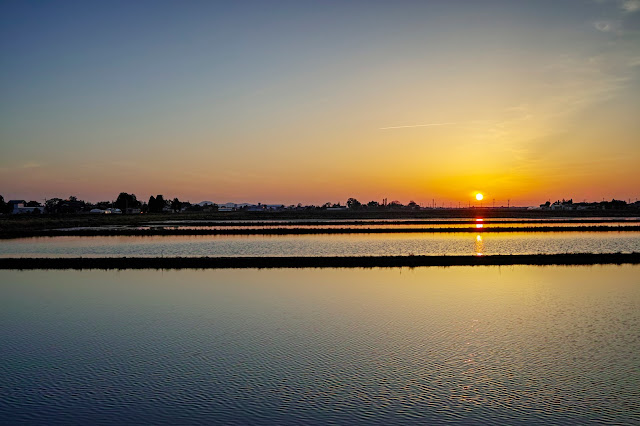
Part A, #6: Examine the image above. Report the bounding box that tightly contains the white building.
[9,200,45,214]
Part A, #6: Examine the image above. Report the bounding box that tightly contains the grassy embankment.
[1,253,639,269]
[1,225,639,239]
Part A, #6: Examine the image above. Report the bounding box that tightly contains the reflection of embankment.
[2,225,640,239]
[2,253,639,269]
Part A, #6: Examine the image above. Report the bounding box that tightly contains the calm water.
[2,231,639,257]
[1,266,639,424]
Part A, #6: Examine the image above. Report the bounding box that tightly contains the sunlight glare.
[474,234,484,256]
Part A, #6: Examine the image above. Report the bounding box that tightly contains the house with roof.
[9,200,45,214]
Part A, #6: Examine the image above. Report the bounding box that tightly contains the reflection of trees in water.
[474,234,484,256]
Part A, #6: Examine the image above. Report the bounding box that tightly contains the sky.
[1,0,639,206]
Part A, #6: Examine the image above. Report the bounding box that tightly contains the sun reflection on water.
[474,234,484,256]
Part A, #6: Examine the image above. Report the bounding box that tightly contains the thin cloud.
[595,0,640,13]
[594,20,621,32]
[621,0,640,12]
[379,122,456,130]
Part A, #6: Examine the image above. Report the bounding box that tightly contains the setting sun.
[476,193,484,201]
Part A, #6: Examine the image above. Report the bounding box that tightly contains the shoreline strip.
[2,225,640,239]
[1,253,639,269]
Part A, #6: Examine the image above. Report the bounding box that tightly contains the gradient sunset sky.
[2,0,639,206]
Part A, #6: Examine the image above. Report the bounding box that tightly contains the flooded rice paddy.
[2,231,639,258]
[1,266,639,424]
[2,217,638,424]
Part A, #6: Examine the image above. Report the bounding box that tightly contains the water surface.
[2,231,639,258]
[1,266,639,424]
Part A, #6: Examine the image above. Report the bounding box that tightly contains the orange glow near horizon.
[2,2,640,205]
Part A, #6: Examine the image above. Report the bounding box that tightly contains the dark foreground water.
[1,266,639,424]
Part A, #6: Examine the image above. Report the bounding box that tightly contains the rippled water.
[1,266,639,424]
[1,231,639,257]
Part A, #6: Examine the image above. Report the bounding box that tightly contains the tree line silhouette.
[0,193,192,214]
[1,193,637,215]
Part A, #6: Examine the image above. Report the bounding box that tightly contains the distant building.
[8,200,26,213]
[539,198,631,211]
[542,199,575,211]
[9,200,45,214]
[218,203,238,212]
[245,204,261,212]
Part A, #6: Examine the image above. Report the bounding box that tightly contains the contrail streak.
[380,122,456,130]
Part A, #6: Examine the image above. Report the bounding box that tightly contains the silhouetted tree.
[95,201,111,210]
[0,195,7,214]
[148,195,166,213]
[346,198,362,209]
[367,200,379,208]
[156,195,166,212]
[171,198,182,212]
[115,192,140,212]
[59,197,86,213]
[185,203,202,212]
[45,198,63,214]
[606,199,627,210]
